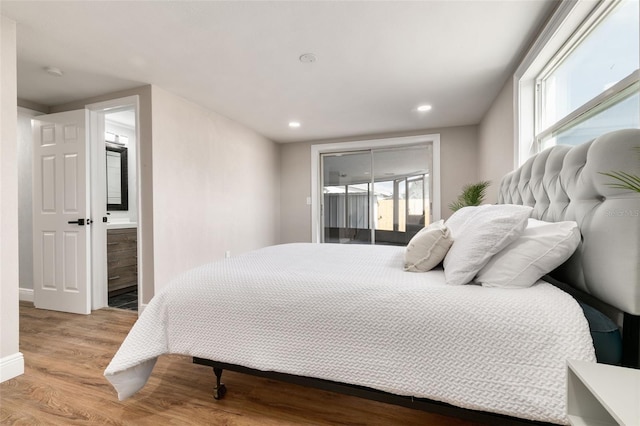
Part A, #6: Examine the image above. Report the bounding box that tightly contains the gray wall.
[478,77,516,203]
[150,86,281,292]
[280,125,478,244]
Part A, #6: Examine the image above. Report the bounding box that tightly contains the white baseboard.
[22,288,144,313]
[0,352,24,383]
[19,288,34,302]
[139,303,148,315]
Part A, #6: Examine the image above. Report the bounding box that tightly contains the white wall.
[478,77,515,203]
[105,119,137,224]
[0,15,23,382]
[279,125,478,243]
[150,86,281,291]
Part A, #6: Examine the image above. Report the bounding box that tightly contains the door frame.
[86,96,141,310]
[310,134,441,243]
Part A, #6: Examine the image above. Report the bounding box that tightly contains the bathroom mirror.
[106,144,128,211]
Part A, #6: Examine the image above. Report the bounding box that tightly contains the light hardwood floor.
[1,303,486,425]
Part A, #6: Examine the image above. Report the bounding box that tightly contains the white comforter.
[104,243,595,424]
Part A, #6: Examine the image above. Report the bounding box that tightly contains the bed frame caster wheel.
[213,384,227,400]
[212,367,226,400]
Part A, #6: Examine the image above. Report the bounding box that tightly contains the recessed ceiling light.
[44,66,64,77]
[289,121,301,128]
[417,104,432,112]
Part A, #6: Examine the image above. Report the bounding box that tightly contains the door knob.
[67,219,85,226]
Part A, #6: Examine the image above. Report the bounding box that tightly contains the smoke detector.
[299,53,317,63]
[44,66,64,77]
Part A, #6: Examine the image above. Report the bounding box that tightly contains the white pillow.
[443,204,533,285]
[443,205,480,239]
[476,218,581,289]
[404,220,453,272]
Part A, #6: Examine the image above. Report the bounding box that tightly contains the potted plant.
[449,180,491,212]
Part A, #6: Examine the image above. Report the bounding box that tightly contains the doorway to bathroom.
[87,97,140,312]
[103,108,139,311]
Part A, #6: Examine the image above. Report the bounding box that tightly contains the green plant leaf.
[449,180,491,212]
[599,147,640,194]
[600,171,640,193]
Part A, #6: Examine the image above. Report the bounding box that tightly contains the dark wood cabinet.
[107,228,137,295]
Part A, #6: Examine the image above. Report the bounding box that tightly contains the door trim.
[310,134,441,243]
[86,96,141,310]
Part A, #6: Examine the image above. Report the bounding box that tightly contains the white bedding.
[104,243,595,424]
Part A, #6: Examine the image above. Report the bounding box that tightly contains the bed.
[104,128,640,425]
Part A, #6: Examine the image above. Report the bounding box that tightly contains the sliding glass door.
[321,144,432,245]
[322,151,372,244]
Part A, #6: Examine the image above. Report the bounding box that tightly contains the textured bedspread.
[104,243,595,424]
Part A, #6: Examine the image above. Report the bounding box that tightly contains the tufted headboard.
[498,129,640,317]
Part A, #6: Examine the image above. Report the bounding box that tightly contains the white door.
[32,110,91,314]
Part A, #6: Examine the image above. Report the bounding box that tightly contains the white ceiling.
[1,1,557,143]
[105,109,136,129]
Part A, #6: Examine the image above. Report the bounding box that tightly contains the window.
[541,88,639,149]
[517,0,639,162]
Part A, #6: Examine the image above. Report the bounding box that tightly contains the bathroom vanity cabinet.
[107,227,137,295]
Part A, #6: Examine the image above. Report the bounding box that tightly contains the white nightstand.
[567,360,640,426]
